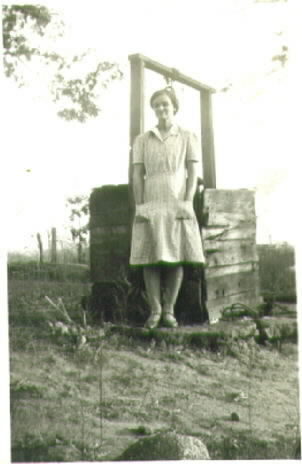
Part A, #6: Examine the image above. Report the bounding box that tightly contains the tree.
[272,44,288,67]
[254,0,288,68]
[2,5,123,122]
[66,195,89,264]
[3,5,53,78]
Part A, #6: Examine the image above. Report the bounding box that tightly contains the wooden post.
[129,56,145,187]
[78,241,83,264]
[36,233,43,265]
[128,55,145,225]
[50,227,57,264]
[200,89,216,188]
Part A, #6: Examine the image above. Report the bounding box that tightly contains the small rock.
[129,425,152,436]
[234,391,248,402]
[116,431,210,460]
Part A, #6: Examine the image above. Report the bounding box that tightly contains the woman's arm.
[132,163,145,205]
[185,161,198,201]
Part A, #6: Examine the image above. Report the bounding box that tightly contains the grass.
[7,260,90,282]
[8,274,300,461]
[207,431,300,460]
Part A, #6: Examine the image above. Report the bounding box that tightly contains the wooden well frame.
[88,54,261,325]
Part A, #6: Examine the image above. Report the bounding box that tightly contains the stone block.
[116,431,210,460]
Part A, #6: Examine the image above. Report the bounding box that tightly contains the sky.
[1,0,299,252]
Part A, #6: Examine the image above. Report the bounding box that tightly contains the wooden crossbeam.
[129,53,216,93]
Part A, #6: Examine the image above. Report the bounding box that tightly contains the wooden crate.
[202,189,262,323]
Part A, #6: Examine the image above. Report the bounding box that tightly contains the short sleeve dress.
[130,125,205,266]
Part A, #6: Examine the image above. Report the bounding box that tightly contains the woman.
[130,87,205,329]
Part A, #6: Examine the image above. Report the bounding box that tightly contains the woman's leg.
[143,265,162,328]
[162,265,184,327]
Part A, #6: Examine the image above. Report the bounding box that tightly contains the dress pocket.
[134,204,150,223]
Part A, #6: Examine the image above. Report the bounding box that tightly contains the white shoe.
[144,312,161,329]
[162,312,178,328]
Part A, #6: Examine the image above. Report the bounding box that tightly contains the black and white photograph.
[1,0,300,461]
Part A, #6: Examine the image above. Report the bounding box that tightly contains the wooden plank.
[204,240,258,267]
[204,261,258,279]
[204,239,256,253]
[205,247,258,268]
[207,289,260,307]
[203,225,256,241]
[205,211,256,227]
[205,270,260,300]
[200,89,216,188]
[129,53,216,93]
[203,189,256,215]
[207,289,262,323]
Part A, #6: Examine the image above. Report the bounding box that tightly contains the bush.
[207,430,300,460]
[257,243,296,303]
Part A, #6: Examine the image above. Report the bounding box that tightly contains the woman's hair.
[150,87,179,114]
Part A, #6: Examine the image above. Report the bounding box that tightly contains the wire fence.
[8,237,90,282]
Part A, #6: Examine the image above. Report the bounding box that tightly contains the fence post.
[36,233,44,265]
[50,227,57,264]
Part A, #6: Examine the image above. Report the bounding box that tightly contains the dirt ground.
[10,332,300,460]
[8,280,300,461]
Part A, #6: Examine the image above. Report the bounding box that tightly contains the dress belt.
[145,169,185,180]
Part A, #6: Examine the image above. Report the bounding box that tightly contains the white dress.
[130,125,205,266]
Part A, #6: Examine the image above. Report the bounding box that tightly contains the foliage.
[8,279,90,333]
[255,0,288,68]
[207,431,299,460]
[221,302,260,321]
[11,377,44,399]
[66,195,89,264]
[66,195,89,220]
[53,60,123,123]
[2,5,123,122]
[257,243,296,303]
[272,44,288,67]
[2,5,62,82]
[3,5,52,64]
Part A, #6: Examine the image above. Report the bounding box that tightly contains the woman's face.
[152,93,175,123]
